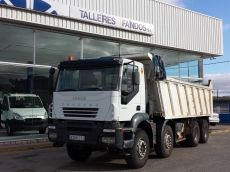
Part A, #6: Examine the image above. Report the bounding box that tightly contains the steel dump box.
[148,77,212,119]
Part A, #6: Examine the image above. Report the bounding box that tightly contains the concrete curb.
[210,129,230,134]
[0,145,53,153]
[0,138,49,147]
[0,137,51,153]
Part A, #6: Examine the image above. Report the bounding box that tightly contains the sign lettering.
[0,0,154,35]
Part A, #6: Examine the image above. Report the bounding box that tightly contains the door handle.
[136,105,140,111]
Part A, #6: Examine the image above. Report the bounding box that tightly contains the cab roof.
[58,56,123,69]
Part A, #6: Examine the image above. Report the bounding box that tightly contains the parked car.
[209,113,220,126]
[0,93,48,136]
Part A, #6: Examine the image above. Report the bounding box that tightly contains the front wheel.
[210,123,216,126]
[155,125,174,158]
[39,128,46,134]
[125,129,149,169]
[67,144,92,161]
[6,121,14,136]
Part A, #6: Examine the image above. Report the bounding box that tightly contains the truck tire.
[186,120,200,147]
[67,144,92,161]
[39,128,46,134]
[125,129,149,169]
[6,121,14,136]
[198,119,209,143]
[155,125,173,158]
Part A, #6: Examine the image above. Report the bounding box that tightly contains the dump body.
[149,77,212,119]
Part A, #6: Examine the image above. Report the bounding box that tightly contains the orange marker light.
[119,128,124,133]
[140,68,144,74]
[68,55,73,61]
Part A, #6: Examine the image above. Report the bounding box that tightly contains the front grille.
[63,108,99,118]
[25,118,42,123]
[66,121,93,126]
[67,127,92,132]
[24,122,43,126]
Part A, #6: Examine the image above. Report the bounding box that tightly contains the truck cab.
[0,93,48,136]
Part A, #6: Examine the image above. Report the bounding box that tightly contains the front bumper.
[209,117,220,124]
[9,119,48,131]
[48,120,133,150]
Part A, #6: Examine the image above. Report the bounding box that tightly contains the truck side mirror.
[49,67,56,94]
[132,72,139,85]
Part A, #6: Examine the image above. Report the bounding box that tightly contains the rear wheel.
[210,123,216,126]
[6,121,14,136]
[186,121,200,147]
[125,129,149,169]
[67,144,92,161]
[155,125,174,158]
[199,119,209,143]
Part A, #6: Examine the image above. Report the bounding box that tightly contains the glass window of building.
[0,24,34,64]
[83,38,119,59]
[120,44,150,55]
[35,30,81,65]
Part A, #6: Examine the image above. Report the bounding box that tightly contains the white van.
[209,113,220,126]
[0,93,48,136]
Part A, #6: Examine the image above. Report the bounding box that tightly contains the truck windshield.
[56,67,120,91]
[9,97,44,108]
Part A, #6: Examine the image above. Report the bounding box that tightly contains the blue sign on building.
[33,0,57,14]
[0,0,26,8]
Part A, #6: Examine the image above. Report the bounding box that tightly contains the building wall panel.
[0,0,223,56]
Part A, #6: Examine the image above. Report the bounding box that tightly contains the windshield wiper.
[58,89,77,91]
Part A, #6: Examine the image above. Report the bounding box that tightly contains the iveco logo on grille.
[72,96,86,100]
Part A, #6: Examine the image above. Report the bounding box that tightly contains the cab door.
[119,63,140,121]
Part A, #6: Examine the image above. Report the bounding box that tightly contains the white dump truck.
[48,53,212,169]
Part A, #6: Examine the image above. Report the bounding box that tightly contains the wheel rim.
[136,138,147,160]
[165,132,172,149]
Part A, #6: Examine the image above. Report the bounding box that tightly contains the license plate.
[69,135,85,141]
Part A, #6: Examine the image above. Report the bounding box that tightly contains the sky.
[159,0,230,96]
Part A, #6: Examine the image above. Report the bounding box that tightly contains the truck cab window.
[121,64,139,104]
[57,70,79,91]
[56,67,120,91]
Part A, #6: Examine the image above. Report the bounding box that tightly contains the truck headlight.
[48,125,55,129]
[102,137,115,144]
[13,113,23,120]
[49,132,57,139]
[44,112,48,119]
